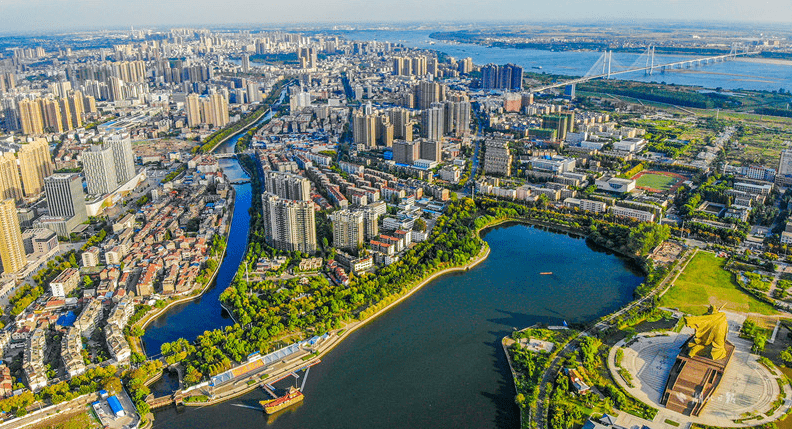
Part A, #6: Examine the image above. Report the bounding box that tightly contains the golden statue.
[684,306,729,361]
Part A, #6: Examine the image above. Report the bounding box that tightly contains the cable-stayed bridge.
[528,44,760,93]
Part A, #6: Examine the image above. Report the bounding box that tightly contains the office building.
[261,192,316,253]
[104,134,136,185]
[0,199,25,274]
[393,140,420,165]
[18,139,53,197]
[21,228,57,255]
[264,171,310,201]
[420,139,441,162]
[777,149,792,186]
[44,172,87,228]
[241,53,250,73]
[82,145,117,195]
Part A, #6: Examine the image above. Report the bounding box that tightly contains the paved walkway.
[609,312,792,427]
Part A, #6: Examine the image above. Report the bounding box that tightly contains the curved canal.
[141,90,284,358]
[152,222,644,428]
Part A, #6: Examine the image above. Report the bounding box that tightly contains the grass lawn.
[636,173,679,191]
[32,410,100,429]
[660,251,778,316]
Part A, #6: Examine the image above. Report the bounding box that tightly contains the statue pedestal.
[661,337,734,416]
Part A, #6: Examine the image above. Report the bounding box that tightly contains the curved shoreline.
[315,243,492,361]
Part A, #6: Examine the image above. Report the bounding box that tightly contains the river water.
[341,29,792,93]
[152,223,643,428]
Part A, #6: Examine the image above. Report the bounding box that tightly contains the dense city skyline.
[0,0,791,33]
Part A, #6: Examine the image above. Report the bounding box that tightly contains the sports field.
[633,171,686,193]
[659,251,778,316]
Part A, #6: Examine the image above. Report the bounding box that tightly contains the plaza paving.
[609,312,792,427]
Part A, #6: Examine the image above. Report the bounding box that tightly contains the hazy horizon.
[0,0,791,34]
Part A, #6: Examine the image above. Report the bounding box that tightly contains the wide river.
[340,29,792,93]
[151,222,643,428]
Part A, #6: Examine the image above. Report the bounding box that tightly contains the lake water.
[341,29,792,93]
[152,223,644,429]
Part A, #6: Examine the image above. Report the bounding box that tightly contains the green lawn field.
[660,251,778,316]
[635,173,679,191]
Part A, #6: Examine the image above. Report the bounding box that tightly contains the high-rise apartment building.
[458,57,474,74]
[443,99,471,138]
[0,199,25,274]
[185,92,229,128]
[18,99,44,135]
[331,209,365,251]
[415,81,445,110]
[202,92,230,128]
[82,145,117,195]
[264,171,310,201]
[388,108,413,141]
[68,91,85,128]
[392,57,412,76]
[297,47,318,69]
[241,53,250,73]
[1,98,20,131]
[377,116,393,147]
[185,93,202,127]
[480,63,524,90]
[261,192,316,253]
[542,115,569,141]
[0,151,22,202]
[483,138,512,176]
[352,110,376,149]
[421,104,444,141]
[18,139,53,197]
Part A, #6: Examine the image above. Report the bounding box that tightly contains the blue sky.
[0,0,790,33]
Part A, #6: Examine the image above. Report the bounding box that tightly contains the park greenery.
[509,328,657,429]
[660,252,778,315]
